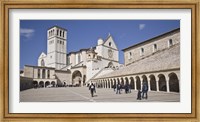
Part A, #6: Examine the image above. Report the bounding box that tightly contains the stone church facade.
[20,26,120,90]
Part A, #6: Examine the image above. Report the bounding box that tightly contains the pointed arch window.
[41,59,45,67]
[109,42,112,46]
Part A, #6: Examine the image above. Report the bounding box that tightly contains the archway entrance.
[169,73,179,92]
[51,81,56,87]
[72,70,82,86]
[39,81,44,88]
[130,77,135,89]
[149,75,157,91]
[33,81,38,88]
[45,81,50,87]
[136,76,141,90]
[158,74,167,91]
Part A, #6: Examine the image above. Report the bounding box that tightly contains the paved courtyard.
[20,87,180,102]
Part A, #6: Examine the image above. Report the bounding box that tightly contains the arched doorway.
[125,77,129,85]
[142,75,148,86]
[158,74,167,91]
[105,80,108,88]
[149,75,157,91]
[130,77,135,89]
[72,70,82,86]
[33,81,38,88]
[111,79,113,88]
[169,73,179,92]
[120,78,124,88]
[136,76,141,90]
[51,81,56,87]
[117,78,120,84]
[41,59,45,66]
[114,79,117,86]
[39,81,44,88]
[45,81,50,87]
[108,79,110,88]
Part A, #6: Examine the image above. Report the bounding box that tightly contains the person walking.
[125,84,128,94]
[113,84,116,91]
[137,89,142,100]
[116,83,121,94]
[89,83,96,97]
[142,82,148,99]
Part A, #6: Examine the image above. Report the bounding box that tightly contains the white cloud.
[139,24,146,30]
[20,28,35,39]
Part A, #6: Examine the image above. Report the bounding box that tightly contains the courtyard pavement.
[20,87,180,102]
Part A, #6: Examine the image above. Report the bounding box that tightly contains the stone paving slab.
[20,87,180,102]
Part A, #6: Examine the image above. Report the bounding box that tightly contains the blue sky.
[20,20,180,69]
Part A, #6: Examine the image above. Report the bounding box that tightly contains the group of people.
[137,82,148,100]
[88,82,149,100]
[113,83,131,94]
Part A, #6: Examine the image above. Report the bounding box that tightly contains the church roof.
[67,47,96,55]
[24,65,55,69]
[94,43,180,79]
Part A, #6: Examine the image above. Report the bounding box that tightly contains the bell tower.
[46,26,67,69]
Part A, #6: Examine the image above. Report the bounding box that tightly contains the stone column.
[140,76,143,90]
[165,75,170,92]
[40,69,42,79]
[46,69,48,79]
[110,79,112,89]
[44,81,46,88]
[156,77,159,92]
[148,77,151,91]
[134,77,137,90]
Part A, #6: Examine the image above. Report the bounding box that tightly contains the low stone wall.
[20,77,33,91]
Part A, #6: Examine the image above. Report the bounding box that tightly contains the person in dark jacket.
[125,84,129,94]
[142,82,148,99]
[89,83,96,97]
[116,83,121,94]
[137,89,142,100]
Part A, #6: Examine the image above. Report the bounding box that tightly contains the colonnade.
[33,80,57,88]
[92,71,180,93]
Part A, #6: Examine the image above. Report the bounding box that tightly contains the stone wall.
[124,29,180,66]
[24,66,34,78]
[20,76,33,91]
[96,43,180,79]
[55,70,71,86]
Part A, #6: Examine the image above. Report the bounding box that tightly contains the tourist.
[89,83,96,97]
[125,84,129,94]
[137,89,142,100]
[113,84,116,91]
[142,82,148,99]
[116,83,121,94]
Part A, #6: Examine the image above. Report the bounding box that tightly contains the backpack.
[143,85,148,91]
[117,84,120,88]
[91,85,94,89]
